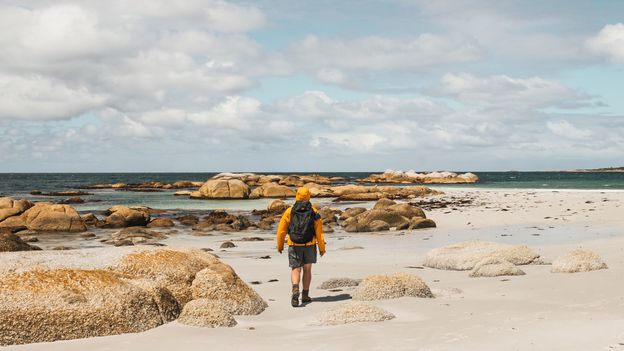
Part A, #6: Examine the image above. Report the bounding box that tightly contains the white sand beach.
[3,188,624,351]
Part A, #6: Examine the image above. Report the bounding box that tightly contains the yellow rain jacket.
[276,187,325,254]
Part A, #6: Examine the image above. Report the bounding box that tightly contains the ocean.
[1,172,623,211]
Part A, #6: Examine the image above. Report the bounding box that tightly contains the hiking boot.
[291,292,300,307]
[301,290,312,303]
[291,285,300,307]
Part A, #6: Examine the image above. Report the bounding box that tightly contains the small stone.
[220,241,236,249]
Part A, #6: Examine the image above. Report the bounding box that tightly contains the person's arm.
[276,208,291,253]
[314,213,325,255]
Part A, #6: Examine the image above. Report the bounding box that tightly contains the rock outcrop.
[318,277,361,290]
[110,248,220,305]
[352,272,433,300]
[0,268,173,346]
[0,230,40,252]
[249,182,296,198]
[551,249,608,273]
[211,173,338,187]
[190,179,250,199]
[0,202,86,232]
[469,257,526,277]
[190,262,268,315]
[192,211,252,232]
[176,214,199,226]
[0,198,33,222]
[423,241,540,271]
[84,181,203,190]
[99,206,151,228]
[267,199,288,213]
[359,170,479,184]
[147,218,175,228]
[103,227,168,246]
[318,302,395,326]
[81,213,99,226]
[0,247,267,345]
[342,199,430,232]
[177,299,237,328]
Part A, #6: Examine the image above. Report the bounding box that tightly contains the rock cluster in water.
[358,169,479,184]
[0,198,86,232]
[338,198,436,232]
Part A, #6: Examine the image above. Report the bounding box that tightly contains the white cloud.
[311,132,386,151]
[316,68,347,84]
[0,1,622,171]
[547,120,594,140]
[587,23,624,63]
[0,1,271,122]
[289,34,482,71]
[0,74,106,120]
[274,91,451,122]
[434,73,592,110]
[187,96,260,129]
[399,1,593,65]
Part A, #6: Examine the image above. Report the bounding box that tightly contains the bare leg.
[302,264,312,290]
[291,267,302,307]
[291,267,302,286]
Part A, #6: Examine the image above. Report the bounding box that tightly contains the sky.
[0,0,623,172]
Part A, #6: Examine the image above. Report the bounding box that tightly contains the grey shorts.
[288,245,317,268]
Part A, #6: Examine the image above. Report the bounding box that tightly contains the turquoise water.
[1,172,623,211]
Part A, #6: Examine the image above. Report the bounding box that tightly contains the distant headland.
[561,167,624,172]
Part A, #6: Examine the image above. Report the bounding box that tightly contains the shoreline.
[2,187,624,350]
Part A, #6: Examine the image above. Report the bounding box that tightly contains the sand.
[2,188,624,350]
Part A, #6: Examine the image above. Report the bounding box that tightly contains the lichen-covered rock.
[191,262,267,315]
[191,179,250,199]
[423,241,540,271]
[110,248,220,304]
[177,298,236,328]
[128,279,181,322]
[551,249,608,273]
[0,247,259,345]
[0,269,170,346]
[352,272,433,300]
[469,257,526,278]
[2,203,87,232]
[318,277,361,290]
[318,302,395,326]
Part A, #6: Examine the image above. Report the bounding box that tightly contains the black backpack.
[288,200,316,244]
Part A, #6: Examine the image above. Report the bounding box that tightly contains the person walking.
[276,187,325,307]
